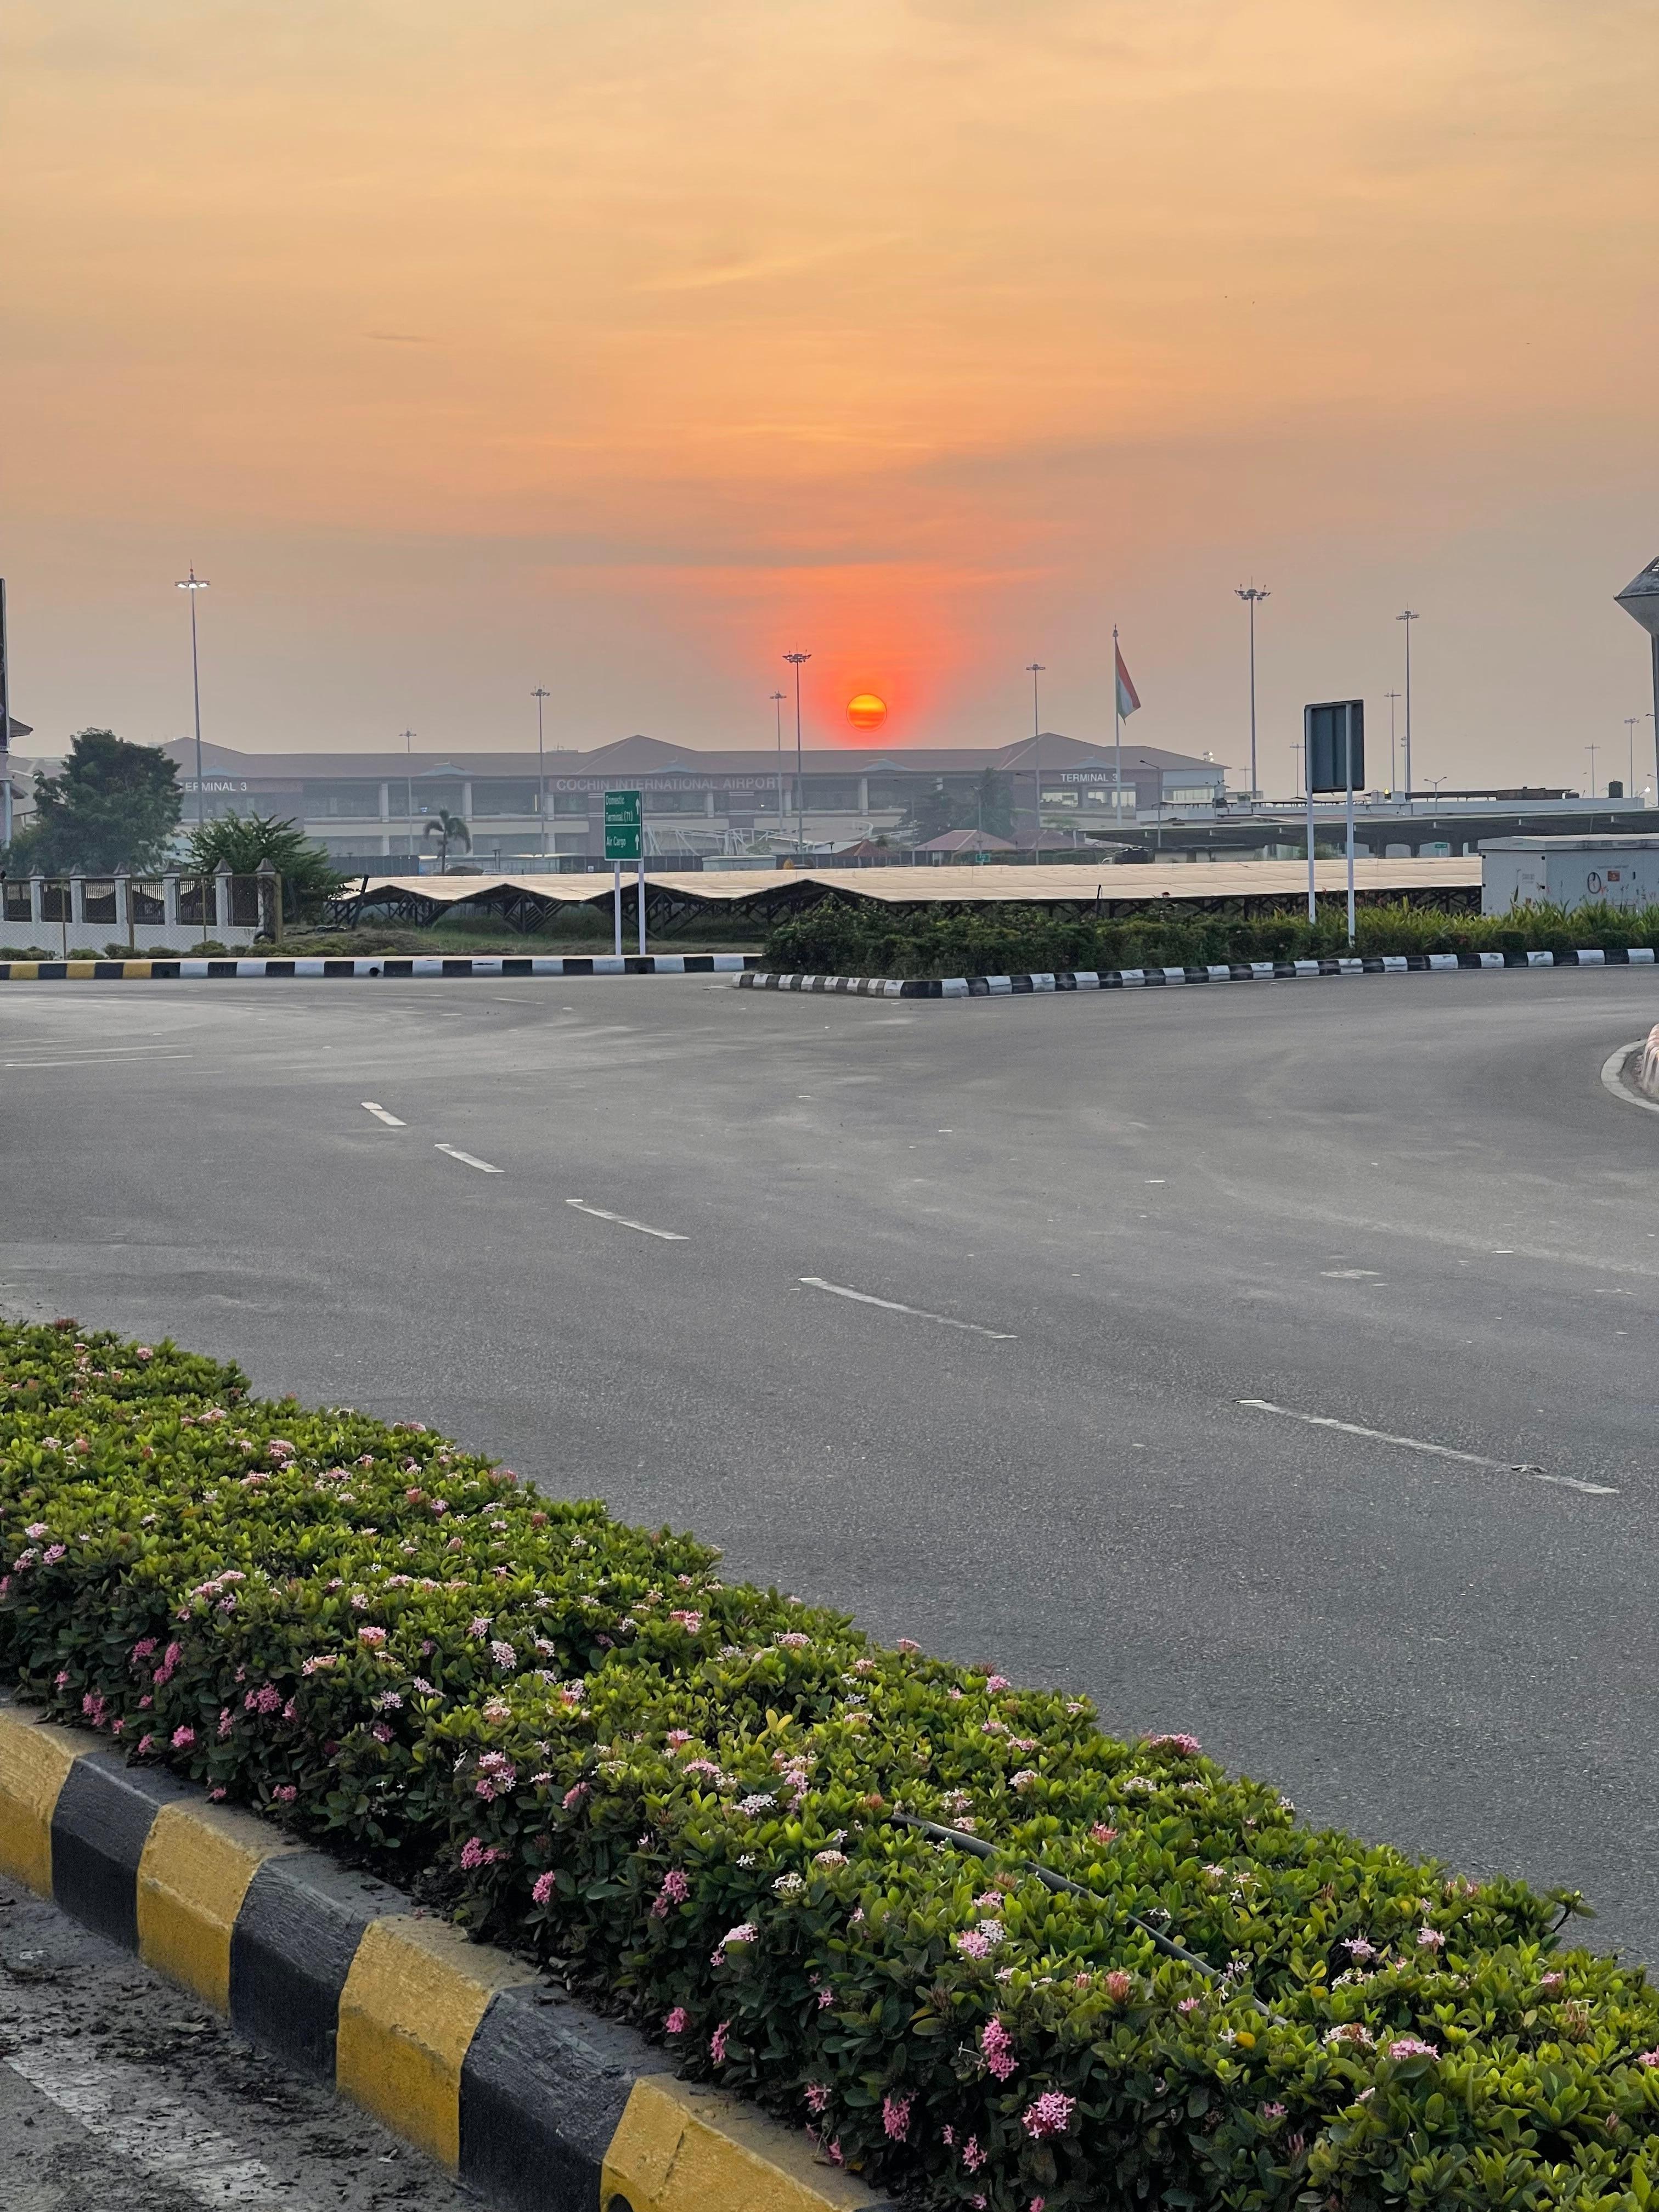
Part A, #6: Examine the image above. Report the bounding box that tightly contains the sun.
[847,692,887,731]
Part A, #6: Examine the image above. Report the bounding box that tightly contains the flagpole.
[1113,625,1122,827]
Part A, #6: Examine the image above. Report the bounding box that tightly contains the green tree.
[423,809,471,870]
[8,729,181,873]
[183,810,344,919]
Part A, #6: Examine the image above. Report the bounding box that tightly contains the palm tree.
[423,809,471,871]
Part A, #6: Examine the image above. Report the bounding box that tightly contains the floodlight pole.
[1235,586,1268,802]
[771,690,786,840]
[784,653,810,854]
[1397,610,1419,800]
[1026,662,1045,861]
[176,568,210,833]
[1626,716,1640,798]
[1384,690,1401,797]
[533,687,551,863]
[402,731,415,870]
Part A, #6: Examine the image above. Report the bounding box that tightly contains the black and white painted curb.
[0,952,762,983]
[737,947,1659,999]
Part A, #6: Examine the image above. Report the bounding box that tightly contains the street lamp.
[1626,715,1641,798]
[1586,743,1599,800]
[1396,609,1419,800]
[1384,690,1401,798]
[770,690,786,843]
[1235,585,1269,802]
[1025,662,1045,857]
[532,687,551,864]
[402,730,416,868]
[175,568,210,833]
[783,652,811,854]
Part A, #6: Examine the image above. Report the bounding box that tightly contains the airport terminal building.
[153,732,1227,868]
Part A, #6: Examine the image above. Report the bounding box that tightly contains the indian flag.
[1115,642,1141,719]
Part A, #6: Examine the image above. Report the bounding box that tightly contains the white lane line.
[565,1198,687,1241]
[1601,1042,1659,1116]
[1238,1397,1618,1496]
[435,1142,502,1172]
[362,1100,406,1126]
[2,1051,194,1069]
[4,2035,300,2204]
[800,1276,1016,1340]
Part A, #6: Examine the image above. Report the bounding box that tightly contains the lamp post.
[1025,662,1045,857]
[1396,609,1419,800]
[175,568,210,833]
[783,652,811,853]
[1626,715,1641,798]
[771,690,786,842]
[1384,690,1401,797]
[1586,743,1599,801]
[1235,585,1268,802]
[402,730,415,868]
[532,687,550,864]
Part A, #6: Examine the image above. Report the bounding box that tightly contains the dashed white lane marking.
[4,2035,300,2204]
[1238,1397,1618,1495]
[1601,1043,1659,1116]
[362,1101,405,1126]
[565,1198,687,1241]
[435,1142,501,1172]
[800,1276,1016,1340]
[3,1051,194,1069]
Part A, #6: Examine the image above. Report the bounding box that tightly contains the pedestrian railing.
[0,867,284,953]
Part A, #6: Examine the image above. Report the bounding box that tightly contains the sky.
[4,0,1657,795]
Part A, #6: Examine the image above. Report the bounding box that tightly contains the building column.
[114,874,131,941]
[379,780,390,821]
[706,792,716,816]
[69,869,86,929]
[163,873,180,932]
[29,872,44,927]
[857,776,868,811]
[214,862,233,935]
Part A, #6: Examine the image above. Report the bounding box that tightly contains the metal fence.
[0,868,283,953]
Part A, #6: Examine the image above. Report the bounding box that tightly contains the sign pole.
[1304,706,1317,924]
[1345,704,1356,947]
[636,849,645,956]
[612,861,622,957]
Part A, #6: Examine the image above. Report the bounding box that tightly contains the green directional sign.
[604,788,642,861]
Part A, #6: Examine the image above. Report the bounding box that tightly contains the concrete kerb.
[736,946,1659,999]
[0,954,762,983]
[0,1697,897,2212]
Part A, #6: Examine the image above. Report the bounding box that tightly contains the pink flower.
[817,1986,835,2009]
[1637,2049,1659,2069]
[562,1782,589,1810]
[709,2019,730,2065]
[882,2092,911,2142]
[136,1733,155,1754]
[217,1707,234,1739]
[1416,1925,1446,1950]
[804,2082,830,2113]
[961,2136,986,2172]
[1103,1970,1134,2004]
[273,1784,297,1803]
[955,1931,993,1958]
[1089,1822,1118,1846]
[1260,2101,1286,2121]
[490,1640,517,1671]
[532,1871,556,1905]
[1022,2092,1075,2141]
[357,1625,387,1647]
[1011,1769,1039,1792]
[652,1870,692,1918]
[896,1638,921,1654]
[171,1725,196,1750]
[668,1610,703,1634]
[980,2018,1017,2082]
[130,1637,157,1662]
[1143,1731,1202,1757]
[43,1544,66,1565]
[1386,2038,1438,2062]
[664,2006,689,2035]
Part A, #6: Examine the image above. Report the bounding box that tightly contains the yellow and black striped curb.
[738,945,1659,997]
[0,1699,896,2212]
[0,954,761,982]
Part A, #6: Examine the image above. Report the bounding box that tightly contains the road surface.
[2,968,1656,1959]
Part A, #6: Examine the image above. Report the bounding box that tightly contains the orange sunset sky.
[4,0,1657,791]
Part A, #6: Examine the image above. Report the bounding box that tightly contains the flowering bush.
[5,1319,1659,2210]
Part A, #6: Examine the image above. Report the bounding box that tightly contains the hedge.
[5,1318,1659,2211]
[763,896,1659,981]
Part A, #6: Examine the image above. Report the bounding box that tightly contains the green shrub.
[764,896,1659,980]
[5,1318,1658,2210]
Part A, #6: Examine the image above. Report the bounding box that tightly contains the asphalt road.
[0,1873,472,2212]
[2,968,1657,1963]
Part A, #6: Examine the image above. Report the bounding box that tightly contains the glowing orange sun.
[847,692,887,731]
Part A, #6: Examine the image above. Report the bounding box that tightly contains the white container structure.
[1481,835,1659,915]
